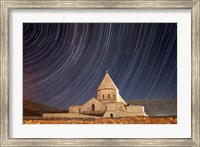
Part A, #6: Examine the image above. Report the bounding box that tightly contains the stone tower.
[96,71,127,105]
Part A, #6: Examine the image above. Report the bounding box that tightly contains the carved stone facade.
[68,71,147,118]
[80,98,106,116]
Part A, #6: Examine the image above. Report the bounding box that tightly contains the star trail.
[23,23,177,109]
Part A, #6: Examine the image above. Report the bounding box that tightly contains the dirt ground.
[23,116,177,124]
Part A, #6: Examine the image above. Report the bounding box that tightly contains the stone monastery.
[43,71,146,118]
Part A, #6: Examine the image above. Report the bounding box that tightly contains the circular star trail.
[23,23,177,109]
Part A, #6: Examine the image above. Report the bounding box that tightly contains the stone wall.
[42,113,95,118]
[69,105,81,113]
[81,98,105,115]
[103,110,129,118]
[125,105,146,116]
[106,102,125,111]
[103,105,147,118]
[126,105,145,113]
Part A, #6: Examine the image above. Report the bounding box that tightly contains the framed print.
[22,22,178,125]
[1,0,199,146]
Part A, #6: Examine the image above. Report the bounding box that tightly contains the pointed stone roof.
[97,71,118,91]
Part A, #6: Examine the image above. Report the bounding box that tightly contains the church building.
[68,71,146,118]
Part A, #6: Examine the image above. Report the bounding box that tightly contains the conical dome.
[96,71,127,105]
[97,72,118,91]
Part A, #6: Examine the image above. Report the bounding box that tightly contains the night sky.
[23,23,177,109]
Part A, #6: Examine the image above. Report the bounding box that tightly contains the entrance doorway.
[92,104,95,111]
[110,113,113,118]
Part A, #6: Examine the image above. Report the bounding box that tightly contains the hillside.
[126,99,177,116]
[23,99,66,116]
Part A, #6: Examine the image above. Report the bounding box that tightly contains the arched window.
[92,104,95,111]
[102,94,104,99]
[110,113,113,118]
[108,94,110,98]
[113,94,115,98]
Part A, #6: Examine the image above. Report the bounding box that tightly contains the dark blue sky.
[23,23,177,109]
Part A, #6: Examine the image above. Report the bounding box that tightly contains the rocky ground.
[23,116,177,124]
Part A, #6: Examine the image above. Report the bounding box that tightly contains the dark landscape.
[23,99,67,117]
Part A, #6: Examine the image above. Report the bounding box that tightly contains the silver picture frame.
[0,0,199,146]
